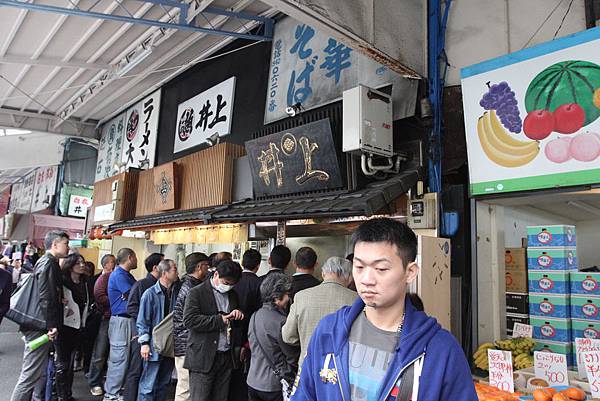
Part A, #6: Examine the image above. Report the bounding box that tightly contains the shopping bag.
[5,273,46,330]
[152,311,174,358]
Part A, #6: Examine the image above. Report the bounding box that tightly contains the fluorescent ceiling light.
[116,47,153,78]
[567,201,600,217]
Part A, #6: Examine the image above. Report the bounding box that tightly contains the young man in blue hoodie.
[291,218,476,401]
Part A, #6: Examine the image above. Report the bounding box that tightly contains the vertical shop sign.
[121,90,161,169]
[174,77,236,153]
[95,112,126,182]
[575,338,600,379]
[9,170,36,213]
[583,351,600,397]
[534,351,569,386]
[245,118,343,197]
[31,166,58,212]
[488,349,514,393]
[264,17,417,124]
[68,195,92,218]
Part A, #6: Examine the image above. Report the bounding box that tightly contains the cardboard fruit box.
[527,248,578,271]
[529,293,570,319]
[528,270,570,294]
[526,225,576,247]
[530,316,571,343]
[570,271,600,296]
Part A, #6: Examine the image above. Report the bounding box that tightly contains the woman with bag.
[247,272,298,401]
[54,253,90,401]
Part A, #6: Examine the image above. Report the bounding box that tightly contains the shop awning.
[9,213,85,248]
[108,206,223,231]
[211,169,419,222]
[109,169,419,230]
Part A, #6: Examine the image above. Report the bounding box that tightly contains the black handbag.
[5,273,46,330]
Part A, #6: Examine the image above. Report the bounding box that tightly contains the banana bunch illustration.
[473,342,496,371]
[514,353,534,370]
[477,110,540,168]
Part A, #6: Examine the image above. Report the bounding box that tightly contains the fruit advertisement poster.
[461,27,600,196]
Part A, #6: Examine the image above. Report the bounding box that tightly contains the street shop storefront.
[462,26,600,397]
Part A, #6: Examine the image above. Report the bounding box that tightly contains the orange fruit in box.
[551,393,570,401]
[560,387,586,400]
[533,389,553,401]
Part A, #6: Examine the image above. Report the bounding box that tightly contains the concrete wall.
[503,205,575,248]
[445,0,587,86]
[572,219,600,269]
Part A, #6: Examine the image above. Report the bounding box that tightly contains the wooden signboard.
[153,162,176,212]
[245,118,343,197]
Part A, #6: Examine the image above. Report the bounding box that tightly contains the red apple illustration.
[553,103,586,134]
[523,110,555,140]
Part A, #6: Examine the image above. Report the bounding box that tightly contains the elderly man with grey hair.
[282,256,357,367]
[136,259,179,401]
[247,272,298,401]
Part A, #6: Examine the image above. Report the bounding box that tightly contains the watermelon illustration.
[525,60,600,126]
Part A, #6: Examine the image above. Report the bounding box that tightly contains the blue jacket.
[108,266,136,316]
[291,297,476,401]
[136,280,168,362]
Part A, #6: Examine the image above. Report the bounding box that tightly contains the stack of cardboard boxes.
[505,248,529,336]
[526,225,577,366]
[570,271,600,341]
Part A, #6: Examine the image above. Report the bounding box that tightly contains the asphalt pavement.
[0,319,175,401]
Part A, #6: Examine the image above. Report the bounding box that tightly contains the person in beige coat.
[281,256,357,367]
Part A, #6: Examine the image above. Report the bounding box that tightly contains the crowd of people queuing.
[3,218,476,401]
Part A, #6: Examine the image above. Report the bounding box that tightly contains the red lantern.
[95,227,103,239]
[88,228,96,240]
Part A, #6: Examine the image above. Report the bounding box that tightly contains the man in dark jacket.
[11,231,70,401]
[87,254,116,396]
[0,258,13,325]
[122,252,164,401]
[259,245,291,285]
[290,247,320,302]
[173,252,210,401]
[183,260,244,401]
[230,249,263,401]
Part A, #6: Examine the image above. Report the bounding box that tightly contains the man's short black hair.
[269,245,291,270]
[208,253,217,268]
[242,249,261,271]
[144,253,164,273]
[216,260,242,283]
[116,248,136,265]
[44,231,69,250]
[351,218,418,268]
[295,247,317,269]
[185,252,209,275]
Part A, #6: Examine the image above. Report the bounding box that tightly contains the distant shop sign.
[68,195,92,218]
[245,118,343,197]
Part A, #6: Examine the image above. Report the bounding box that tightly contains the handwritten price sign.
[534,351,569,386]
[583,351,600,397]
[512,323,533,338]
[488,349,514,393]
[575,338,600,379]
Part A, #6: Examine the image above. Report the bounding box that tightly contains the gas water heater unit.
[342,85,393,157]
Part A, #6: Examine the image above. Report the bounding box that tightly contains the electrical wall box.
[407,193,438,230]
[343,85,393,157]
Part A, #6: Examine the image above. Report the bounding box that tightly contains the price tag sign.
[512,323,533,338]
[534,351,569,386]
[488,349,514,393]
[583,351,600,398]
[575,338,600,379]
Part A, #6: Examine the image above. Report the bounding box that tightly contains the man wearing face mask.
[183,260,244,401]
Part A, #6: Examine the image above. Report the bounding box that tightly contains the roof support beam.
[0,55,111,70]
[80,0,267,123]
[0,0,273,41]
